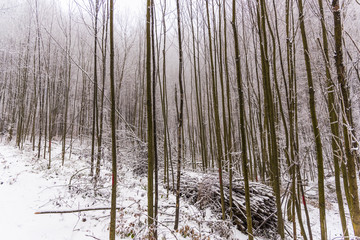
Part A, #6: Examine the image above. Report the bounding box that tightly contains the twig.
[135,212,179,240]
[68,167,88,186]
[85,234,102,240]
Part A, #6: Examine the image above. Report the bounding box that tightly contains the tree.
[332,0,360,235]
[61,4,72,166]
[145,0,155,232]
[150,0,159,236]
[94,0,109,193]
[317,0,348,236]
[231,0,253,238]
[298,0,327,238]
[256,0,284,237]
[109,0,117,238]
[90,0,100,176]
[174,0,184,230]
[205,0,225,220]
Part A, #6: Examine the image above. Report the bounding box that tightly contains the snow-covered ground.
[0,139,355,239]
[298,175,355,240]
[0,142,110,239]
[0,140,248,239]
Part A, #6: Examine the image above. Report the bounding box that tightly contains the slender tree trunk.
[62,10,72,166]
[256,0,284,237]
[205,0,226,220]
[298,0,327,238]
[222,0,234,219]
[109,0,117,238]
[95,0,109,192]
[332,0,360,235]
[146,0,155,233]
[316,0,348,236]
[189,0,207,172]
[231,1,253,238]
[150,0,159,237]
[174,0,184,230]
[90,0,100,176]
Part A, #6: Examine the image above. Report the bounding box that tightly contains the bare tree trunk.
[332,0,360,235]
[316,0,348,236]
[231,1,253,238]
[109,0,117,238]
[174,0,184,230]
[90,0,100,177]
[150,0,159,237]
[95,0,109,194]
[205,0,225,220]
[256,0,284,237]
[145,0,155,233]
[62,8,72,166]
[298,0,327,238]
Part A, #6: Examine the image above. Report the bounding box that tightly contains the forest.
[0,0,360,239]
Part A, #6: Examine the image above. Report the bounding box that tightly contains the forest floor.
[0,139,248,240]
[0,139,355,239]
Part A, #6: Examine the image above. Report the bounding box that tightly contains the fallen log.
[168,172,277,238]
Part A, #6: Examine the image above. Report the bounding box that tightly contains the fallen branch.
[35,207,120,214]
[35,200,140,215]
